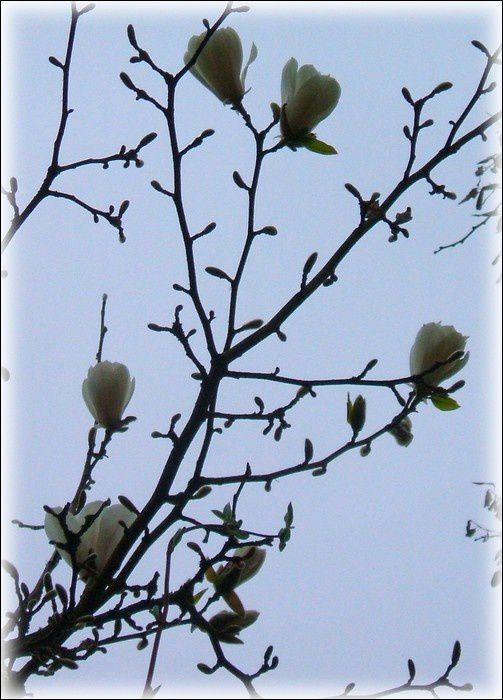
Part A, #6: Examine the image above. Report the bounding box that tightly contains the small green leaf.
[192,588,208,605]
[301,137,337,155]
[431,394,460,411]
[270,102,281,121]
[231,529,250,540]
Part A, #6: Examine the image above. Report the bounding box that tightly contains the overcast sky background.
[2,1,502,698]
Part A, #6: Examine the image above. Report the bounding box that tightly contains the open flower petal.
[44,500,136,581]
[409,322,469,389]
[280,57,340,146]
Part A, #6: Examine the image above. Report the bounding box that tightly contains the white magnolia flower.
[231,546,266,586]
[409,322,469,389]
[213,546,266,592]
[82,361,135,429]
[184,28,257,106]
[280,57,341,142]
[44,500,136,581]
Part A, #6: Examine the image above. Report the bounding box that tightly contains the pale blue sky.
[2,1,501,698]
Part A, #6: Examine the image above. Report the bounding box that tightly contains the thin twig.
[142,537,175,697]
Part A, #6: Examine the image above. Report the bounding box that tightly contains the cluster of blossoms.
[45,361,137,581]
[184,27,341,154]
[44,500,136,583]
[393,322,468,443]
[204,546,267,644]
[45,322,468,584]
[42,25,470,634]
[349,322,468,452]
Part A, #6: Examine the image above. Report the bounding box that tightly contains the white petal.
[240,42,258,90]
[122,376,135,413]
[281,58,298,106]
[44,508,73,566]
[295,64,319,91]
[285,74,340,135]
[82,374,98,421]
[409,322,468,387]
[93,504,136,573]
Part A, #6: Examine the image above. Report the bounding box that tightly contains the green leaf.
[192,588,207,605]
[431,394,460,411]
[270,102,281,121]
[301,137,338,155]
[241,42,258,87]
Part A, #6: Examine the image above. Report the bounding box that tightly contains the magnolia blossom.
[184,28,257,106]
[214,546,266,592]
[82,361,135,429]
[208,609,259,644]
[44,500,136,581]
[409,322,469,389]
[280,57,341,143]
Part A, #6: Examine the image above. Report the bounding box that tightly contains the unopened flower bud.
[389,416,414,447]
[184,28,257,106]
[347,394,366,436]
[82,361,135,429]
